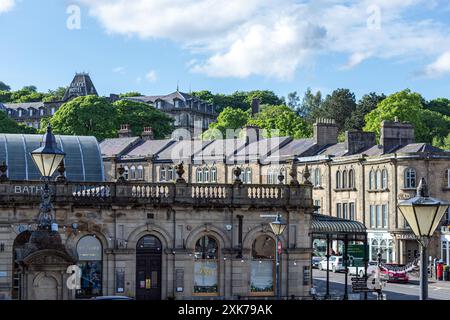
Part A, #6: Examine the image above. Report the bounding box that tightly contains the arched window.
[160,166,167,182]
[245,168,252,184]
[381,169,388,189]
[76,235,103,298]
[251,235,275,295]
[314,168,321,187]
[369,170,375,190]
[203,167,210,183]
[211,167,217,183]
[124,166,129,180]
[404,168,416,188]
[167,166,174,181]
[137,165,144,180]
[336,171,341,189]
[194,236,219,294]
[342,170,347,189]
[375,170,381,190]
[348,169,354,189]
[196,167,203,183]
[267,168,273,184]
[130,166,136,180]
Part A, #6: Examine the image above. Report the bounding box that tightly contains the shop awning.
[311,214,367,241]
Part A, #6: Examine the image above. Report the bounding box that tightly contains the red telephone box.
[437,263,444,280]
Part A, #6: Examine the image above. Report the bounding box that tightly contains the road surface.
[312,269,450,300]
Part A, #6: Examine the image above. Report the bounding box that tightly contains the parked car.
[348,261,378,277]
[312,253,325,268]
[379,264,409,283]
[90,296,134,300]
[318,256,345,272]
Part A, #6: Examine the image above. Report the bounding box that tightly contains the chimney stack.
[142,127,154,141]
[380,119,414,153]
[251,98,260,116]
[345,130,376,155]
[118,124,132,138]
[243,124,262,145]
[313,118,338,146]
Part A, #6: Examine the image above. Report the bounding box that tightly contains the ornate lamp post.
[30,125,66,230]
[397,178,449,300]
[269,213,287,300]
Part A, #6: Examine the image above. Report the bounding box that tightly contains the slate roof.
[3,102,45,110]
[63,73,98,101]
[395,143,443,153]
[263,138,318,163]
[99,137,141,157]
[228,136,292,163]
[124,139,175,158]
[155,139,213,162]
[193,138,247,162]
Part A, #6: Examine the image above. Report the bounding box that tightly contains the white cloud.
[113,66,125,73]
[145,70,157,82]
[424,52,450,77]
[79,0,450,79]
[0,0,15,13]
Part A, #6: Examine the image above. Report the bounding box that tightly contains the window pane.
[250,261,274,293]
[194,261,218,293]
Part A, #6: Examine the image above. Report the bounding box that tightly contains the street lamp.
[269,213,287,300]
[30,125,66,230]
[397,178,449,300]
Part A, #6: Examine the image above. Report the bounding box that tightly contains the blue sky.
[1,0,450,101]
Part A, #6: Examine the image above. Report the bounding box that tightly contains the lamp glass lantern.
[269,214,287,236]
[31,125,66,178]
[398,178,449,239]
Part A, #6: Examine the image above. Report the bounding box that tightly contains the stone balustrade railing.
[0,179,312,209]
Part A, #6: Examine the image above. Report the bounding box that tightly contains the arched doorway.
[136,235,162,300]
[76,235,103,299]
[12,230,31,300]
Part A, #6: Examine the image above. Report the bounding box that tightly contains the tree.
[421,109,450,145]
[320,89,357,132]
[243,90,284,107]
[47,95,118,141]
[22,85,37,92]
[0,91,12,103]
[364,89,428,142]
[119,92,143,98]
[114,100,174,139]
[249,104,312,139]
[10,87,46,103]
[0,81,10,91]
[0,110,36,134]
[299,88,322,123]
[287,91,301,111]
[425,98,450,117]
[347,92,386,130]
[43,87,67,102]
[202,107,251,139]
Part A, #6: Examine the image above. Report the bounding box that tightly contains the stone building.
[100,119,450,265]
[124,90,218,137]
[0,161,314,300]
[2,73,98,129]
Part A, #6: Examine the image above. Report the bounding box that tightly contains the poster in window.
[194,261,218,293]
[116,270,125,293]
[250,260,274,292]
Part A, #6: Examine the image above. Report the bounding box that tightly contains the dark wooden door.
[136,236,162,300]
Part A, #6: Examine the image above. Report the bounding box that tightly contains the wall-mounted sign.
[14,185,43,195]
[395,233,416,240]
[398,193,411,200]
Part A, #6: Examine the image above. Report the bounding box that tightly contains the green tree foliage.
[192,90,284,113]
[0,111,36,134]
[320,89,357,133]
[364,90,431,142]
[119,92,143,98]
[0,81,10,91]
[43,87,68,102]
[10,87,47,103]
[47,95,119,141]
[300,88,323,122]
[347,92,386,130]
[249,104,312,139]
[287,91,301,111]
[202,107,251,139]
[425,98,450,117]
[113,100,174,139]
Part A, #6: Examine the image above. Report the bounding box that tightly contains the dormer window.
[175,100,182,108]
[18,109,22,117]
[51,107,56,115]
[40,108,44,116]
[29,109,33,116]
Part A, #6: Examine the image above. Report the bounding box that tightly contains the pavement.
[312,269,450,300]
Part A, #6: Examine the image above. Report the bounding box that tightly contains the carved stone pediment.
[23,249,76,266]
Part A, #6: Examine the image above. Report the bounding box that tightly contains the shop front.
[367,231,394,263]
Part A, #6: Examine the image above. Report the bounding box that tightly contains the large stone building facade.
[0,170,313,300]
[100,119,450,265]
